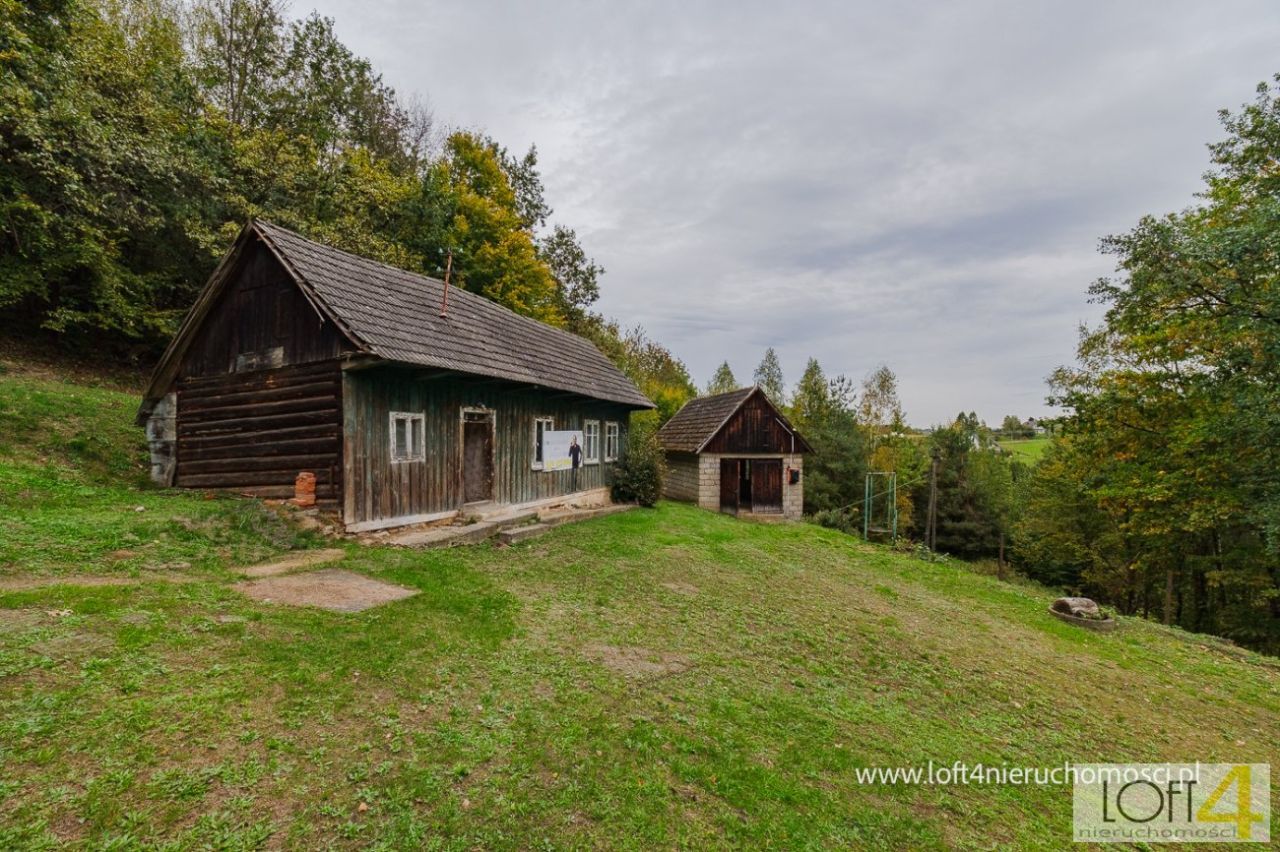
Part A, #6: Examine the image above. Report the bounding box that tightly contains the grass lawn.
[2,366,1278,849]
[998,436,1050,463]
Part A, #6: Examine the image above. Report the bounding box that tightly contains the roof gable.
[656,386,811,454]
[141,221,653,417]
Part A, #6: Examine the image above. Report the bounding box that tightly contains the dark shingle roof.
[656,386,757,452]
[254,221,652,408]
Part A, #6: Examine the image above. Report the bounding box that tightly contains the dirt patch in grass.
[0,574,197,592]
[660,581,700,596]
[28,631,113,662]
[583,644,692,678]
[233,569,418,613]
[236,548,346,578]
[0,608,45,632]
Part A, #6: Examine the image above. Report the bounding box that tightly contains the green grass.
[998,436,1050,463]
[1,365,1278,849]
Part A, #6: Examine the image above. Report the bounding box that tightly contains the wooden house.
[137,220,653,532]
[656,386,810,519]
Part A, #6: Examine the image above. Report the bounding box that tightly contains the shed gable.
[702,391,808,454]
[656,386,811,455]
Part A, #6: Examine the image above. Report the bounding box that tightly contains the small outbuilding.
[656,386,810,519]
[137,220,653,532]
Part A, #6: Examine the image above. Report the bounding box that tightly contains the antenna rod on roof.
[439,250,453,318]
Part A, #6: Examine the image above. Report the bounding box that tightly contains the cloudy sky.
[308,0,1278,425]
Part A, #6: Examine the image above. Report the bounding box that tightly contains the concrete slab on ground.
[233,568,417,613]
[236,548,346,578]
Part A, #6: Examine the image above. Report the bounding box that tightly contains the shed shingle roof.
[254,222,652,408]
[655,386,758,452]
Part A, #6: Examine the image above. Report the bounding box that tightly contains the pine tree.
[790,357,830,432]
[753,347,786,405]
[705,361,738,395]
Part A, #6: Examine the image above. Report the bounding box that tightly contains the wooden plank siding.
[343,366,630,526]
[701,392,802,455]
[175,361,343,503]
[179,239,352,379]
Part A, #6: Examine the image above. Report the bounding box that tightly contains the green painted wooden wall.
[342,366,632,525]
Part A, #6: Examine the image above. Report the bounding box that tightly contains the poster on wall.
[542,430,584,471]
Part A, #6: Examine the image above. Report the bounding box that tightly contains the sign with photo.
[542,430,584,471]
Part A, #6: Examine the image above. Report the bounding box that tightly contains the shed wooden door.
[719,458,739,512]
[463,416,494,503]
[750,459,782,514]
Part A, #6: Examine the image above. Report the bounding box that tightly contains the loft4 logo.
[1073,763,1270,844]
[1195,765,1266,839]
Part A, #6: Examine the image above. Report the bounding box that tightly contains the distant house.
[137,220,653,532]
[656,386,810,519]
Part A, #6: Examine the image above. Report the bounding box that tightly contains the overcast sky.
[307,0,1278,425]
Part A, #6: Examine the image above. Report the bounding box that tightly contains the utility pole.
[926,447,939,551]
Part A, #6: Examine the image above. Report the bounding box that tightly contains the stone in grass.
[1049,597,1117,632]
[1051,597,1101,619]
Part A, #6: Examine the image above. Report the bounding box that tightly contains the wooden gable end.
[701,391,809,454]
[179,239,352,380]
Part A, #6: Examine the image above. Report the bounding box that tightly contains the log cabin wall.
[171,240,352,505]
[174,362,343,502]
[342,366,631,527]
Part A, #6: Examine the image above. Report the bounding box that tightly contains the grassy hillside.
[1,364,1278,849]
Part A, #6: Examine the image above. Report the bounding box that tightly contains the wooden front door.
[719,458,739,512]
[463,413,494,503]
[750,459,783,514]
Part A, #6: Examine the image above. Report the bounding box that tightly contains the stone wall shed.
[656,386,811,519]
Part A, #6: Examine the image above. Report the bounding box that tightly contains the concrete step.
[389,504,629,549]
[538,504,634,527]
[389,521,496,549]
[497,523,550,545]
[487,509,540,528]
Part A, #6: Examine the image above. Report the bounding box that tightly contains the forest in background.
[3,1,1278,652]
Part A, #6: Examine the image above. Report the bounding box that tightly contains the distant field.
[999,436,1050,462]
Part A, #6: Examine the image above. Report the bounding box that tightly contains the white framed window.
[604,422,620,462]
[390,412,425,462]
[532,417,554,470]
[584,420,600,464]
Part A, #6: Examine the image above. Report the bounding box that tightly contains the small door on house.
[719,458,739,512]
[463,411,494,503]
[750,459,783,514]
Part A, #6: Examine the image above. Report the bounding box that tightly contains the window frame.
[532,416,554,470]
[583,419,600,465]
[604,421,620,462]
[389,411,425,463]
